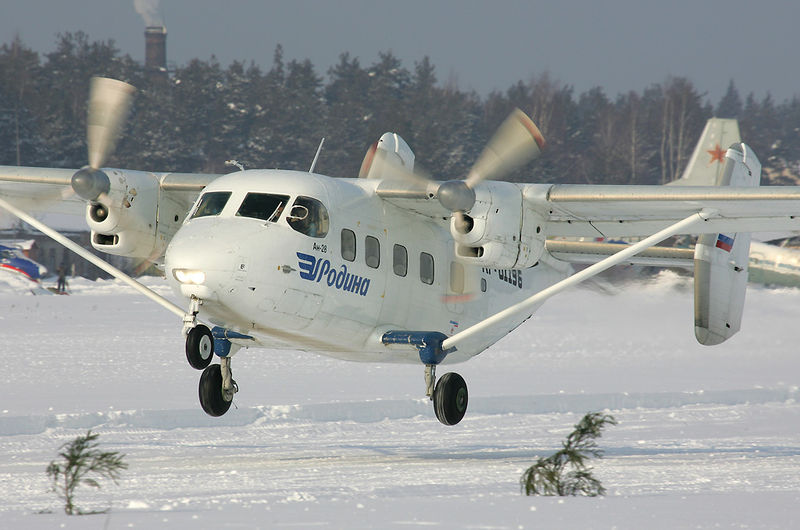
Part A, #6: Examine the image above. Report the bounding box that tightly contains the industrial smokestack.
[145,25,167,80]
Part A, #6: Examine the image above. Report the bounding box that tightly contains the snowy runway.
[1,273,799,528]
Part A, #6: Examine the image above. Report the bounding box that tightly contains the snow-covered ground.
[1,272,799,528]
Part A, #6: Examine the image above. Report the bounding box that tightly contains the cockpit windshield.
[191,191,232,219]
[236,193,290,222]
[287,196,329,238]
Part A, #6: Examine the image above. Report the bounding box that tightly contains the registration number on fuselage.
[482,267,523,289]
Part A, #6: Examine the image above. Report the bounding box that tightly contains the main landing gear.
[425,364,469,426]
[382,330,469,426]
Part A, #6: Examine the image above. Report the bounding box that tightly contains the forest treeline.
[1,32,799,185]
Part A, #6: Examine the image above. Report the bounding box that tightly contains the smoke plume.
[134,0,162,26]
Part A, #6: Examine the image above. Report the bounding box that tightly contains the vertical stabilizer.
[693,144,760,345]
[670,118,740,186]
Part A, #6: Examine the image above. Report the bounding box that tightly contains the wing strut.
[0,196,185,318]
[442,209,717,351]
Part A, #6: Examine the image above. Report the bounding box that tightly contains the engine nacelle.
[85,169,174,260]
[450,181,546,269]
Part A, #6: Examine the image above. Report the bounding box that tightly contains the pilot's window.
[393,244,407,277]
[341,229,356,262]
[420,252,434,285]
[365,236,380,268]
[191,191,232,218]
[287,196,329,238]
[236,193,289,222]
[450,262,465,294]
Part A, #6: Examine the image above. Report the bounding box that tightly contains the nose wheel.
[186,324,214,369]
[198,358,237,417]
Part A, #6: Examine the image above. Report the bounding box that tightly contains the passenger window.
[365,236,380,268]
[287,196,330,238]
[420,252,434,285]
[393,244,407,277]
[236,193,289,222]
[191,191,232,218]
[341,229,356,262]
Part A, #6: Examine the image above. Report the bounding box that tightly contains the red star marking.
[707,144,726,164]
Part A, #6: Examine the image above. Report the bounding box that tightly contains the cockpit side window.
[191,191,232,218]
[236,193,290,222]
[287,196,329,238]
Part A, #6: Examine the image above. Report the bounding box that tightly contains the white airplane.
[3,78,800,425]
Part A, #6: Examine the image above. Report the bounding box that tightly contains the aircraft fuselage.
[165,170,567,363]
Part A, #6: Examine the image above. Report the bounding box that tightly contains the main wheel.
[186,325,214,370]
[433,372,468,426]
[198,364,232,417]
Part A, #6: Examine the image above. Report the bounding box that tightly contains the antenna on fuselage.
[309,138,325,173]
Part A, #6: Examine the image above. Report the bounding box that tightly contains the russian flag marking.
[715,233,734,252]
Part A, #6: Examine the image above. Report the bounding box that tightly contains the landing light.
[173,269,206,285]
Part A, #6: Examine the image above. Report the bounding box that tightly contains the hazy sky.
[2,0,799,104]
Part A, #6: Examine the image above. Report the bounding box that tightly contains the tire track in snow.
[1,386,796,436]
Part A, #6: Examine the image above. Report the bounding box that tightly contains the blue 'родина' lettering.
[296,252,370,296]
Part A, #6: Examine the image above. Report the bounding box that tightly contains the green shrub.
[521,412,616,496]
[46,430,127,515]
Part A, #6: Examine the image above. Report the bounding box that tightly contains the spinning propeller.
[437,109,545,232]
[70,77,136,203]
[366,108,545,233]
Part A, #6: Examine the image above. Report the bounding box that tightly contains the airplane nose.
[165,221,237,301]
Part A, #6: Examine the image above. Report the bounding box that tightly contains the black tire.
[198,364,232,417]
[433,372,468,426]
[186,325,214,370]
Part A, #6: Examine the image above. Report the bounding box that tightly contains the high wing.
[378,179,800,235]
[0,166,221,261]
[0,167,84,218]
[0,166,218,208]
[379,145,800,241]
[529,182,800,237]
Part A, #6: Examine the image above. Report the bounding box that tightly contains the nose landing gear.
[183,298,248,417]
[186,324,213,369]
[198,364,238,417]
[198,357,237,417]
